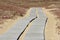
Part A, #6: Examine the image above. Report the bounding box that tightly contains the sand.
[42,8,59,40]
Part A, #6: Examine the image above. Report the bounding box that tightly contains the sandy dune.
[42,8,60,40]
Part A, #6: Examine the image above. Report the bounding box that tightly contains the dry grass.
[0,0,60,33]
[0,2,27,24]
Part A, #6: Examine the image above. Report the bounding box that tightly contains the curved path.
[23,8,47,40]
[0,7,47,40]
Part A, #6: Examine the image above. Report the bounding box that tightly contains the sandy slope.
[42,8,59,40]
